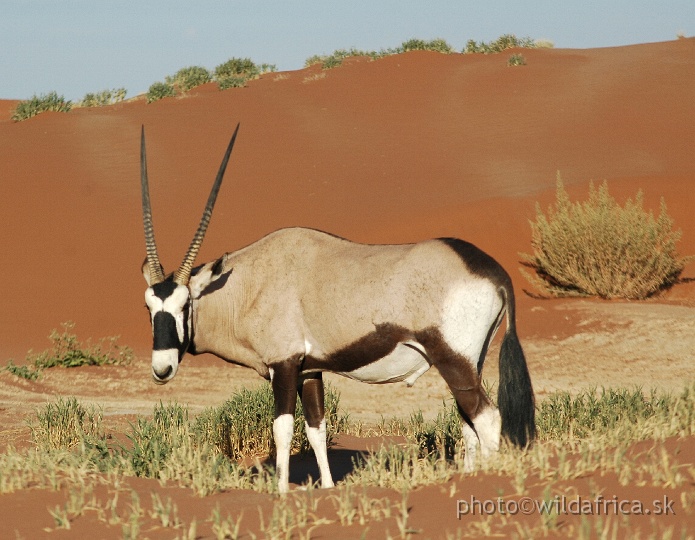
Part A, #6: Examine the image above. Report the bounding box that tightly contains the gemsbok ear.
[142,257,164,287]
[189,255,232,299]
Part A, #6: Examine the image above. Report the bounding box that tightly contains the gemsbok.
[139,124,535,493]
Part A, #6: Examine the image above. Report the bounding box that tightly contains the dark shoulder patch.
[437,237,510,286]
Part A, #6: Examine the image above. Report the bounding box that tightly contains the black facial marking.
[153,312,180,350]
[151,280,178,300]
[198,269,233,299]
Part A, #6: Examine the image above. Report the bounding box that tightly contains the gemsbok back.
[139,124,536,493]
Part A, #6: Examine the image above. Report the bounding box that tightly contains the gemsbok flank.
[140,124,536,493]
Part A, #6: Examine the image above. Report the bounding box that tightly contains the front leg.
[298,373,334,488]
[270,359,300,494]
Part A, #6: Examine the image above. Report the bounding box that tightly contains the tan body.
[191,228,500,382]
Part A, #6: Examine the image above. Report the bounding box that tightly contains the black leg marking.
[415,328,489,423]
[271,358,301,418]
[298,373,325,429]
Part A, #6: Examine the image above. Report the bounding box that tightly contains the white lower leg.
[476,407,501,461]
[305,419,334,488]
[273,414,294,493]
[462,422,479,472]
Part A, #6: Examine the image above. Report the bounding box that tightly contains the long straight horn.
[173,123,240,285]
[141,126,165,285]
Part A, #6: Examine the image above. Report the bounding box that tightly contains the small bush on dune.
[165,66,211,92]
[464,34,539,54]
[30,321,133,369]
[214,57,276,89]
[146,81,176,103]
[305,39,454,69]
[521,175,693,299]
[397,38,453,54]
[4,322,132,380]
[11,92,72,121]
[507,53,527,66]
[78,88,127,108]
[305,48,376,69]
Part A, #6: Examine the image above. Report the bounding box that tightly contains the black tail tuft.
[498,324,536,447]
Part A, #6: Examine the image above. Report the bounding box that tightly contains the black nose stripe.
[153,312,180,350]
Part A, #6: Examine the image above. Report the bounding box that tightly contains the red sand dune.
[0,39,694,361]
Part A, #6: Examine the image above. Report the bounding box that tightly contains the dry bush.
[521,176,693,299]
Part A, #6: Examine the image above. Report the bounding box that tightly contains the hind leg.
[432,350,501,472]
[453,386,500,472]
[464,404,501,471]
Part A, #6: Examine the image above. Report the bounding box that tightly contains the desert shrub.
[11,92,72,121]
[214,57,275,89]
[28,321,133,370]
[507,53,527,66]
[146,81,175,103]
[464,34,538,54]
[305,48,378,69]
[78,88,127,107]
[521,176,693,299]
[194,382,348,460]
[4,359,40,380]
[165,66,211,92]
[398,38,453,54]
[29,397,104,450]
[305,39,452,70]
[4,322,132,380]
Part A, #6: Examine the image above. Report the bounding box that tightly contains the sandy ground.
[0,39,694,538]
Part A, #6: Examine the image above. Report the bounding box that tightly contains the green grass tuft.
[29,396,104,451]
[7,383,695,496]
[193,381,349,460]
[507,53,527,66]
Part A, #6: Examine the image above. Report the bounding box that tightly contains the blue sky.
[1,0,692,100]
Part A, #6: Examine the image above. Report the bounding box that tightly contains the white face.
[144,282,192,384]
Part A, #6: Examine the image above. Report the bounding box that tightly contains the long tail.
[498,283,536,447]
